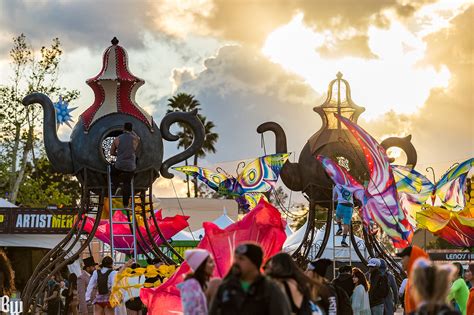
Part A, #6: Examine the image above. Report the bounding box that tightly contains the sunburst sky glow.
[0,0,472,197]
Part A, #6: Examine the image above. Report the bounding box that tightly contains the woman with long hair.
[66,273,79,315]
[266,252,323,315]
[0,249,15,297]
[179,249,215,315]
[410,258,459,315]
[351,267,370,315]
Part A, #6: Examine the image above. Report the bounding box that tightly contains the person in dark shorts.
[110,122,140,208]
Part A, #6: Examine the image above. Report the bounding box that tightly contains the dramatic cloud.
[154,45,322,164]
[363,6,473,174]
[0,0,151,53]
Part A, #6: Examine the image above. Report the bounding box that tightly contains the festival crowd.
[3,243,469,315]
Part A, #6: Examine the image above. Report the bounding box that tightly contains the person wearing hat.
[209,243,291,315]
[178,249,215,315]
[396,245,429,314]
[367,258,389,315]
[78,257,97,315]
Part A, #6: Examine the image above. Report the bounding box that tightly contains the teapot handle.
[160,109,205,178]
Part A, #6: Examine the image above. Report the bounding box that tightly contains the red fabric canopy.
[140,199,287,314]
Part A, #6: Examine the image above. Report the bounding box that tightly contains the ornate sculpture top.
[313,72,365,130]
[80,38,153,132]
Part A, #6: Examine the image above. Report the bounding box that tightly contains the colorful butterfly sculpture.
[392,159,474,247]
[393,158,474,225]
[317,114,413,248]
[416,205,474,248]
[173,153,289,211]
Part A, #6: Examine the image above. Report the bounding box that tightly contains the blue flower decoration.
[54,96,77,128]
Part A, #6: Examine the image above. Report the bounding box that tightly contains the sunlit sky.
[0,0,472,198]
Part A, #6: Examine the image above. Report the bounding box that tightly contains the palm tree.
[193,114,218,197]
[167,93,201,197]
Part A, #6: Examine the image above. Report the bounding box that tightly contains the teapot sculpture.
[23,38,204,190]
[258,72,417,267]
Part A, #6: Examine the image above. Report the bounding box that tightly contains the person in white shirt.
[333,184,355,247]
[86,257,117,315]
[351,267,371,315]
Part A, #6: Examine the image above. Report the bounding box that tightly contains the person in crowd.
[110,122,140,209]
[0,249,16,297]
[399,277,408,310]
[409,257,459,315]
[59,280,67,314]
[65,273,79,315]
[209,242,291,315]
[178,249,215,315]
[333,265,355,299]
[123,263,144,315]
[265,252,323,314]
[333,184,354,247]
[306,258,352,315]
[464,265,472,289]
[78,257,97,315]
[466,264,474,315]
[379,259,398,315]
[351,267,370,315]
[447,262,469,315]
[367,258,389,315]
[44,281,62,315]
[86,256,118,315]
[396,245,429,314]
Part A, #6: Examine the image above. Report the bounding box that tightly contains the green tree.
[17,156,81,207]
[192,114,218,197]
[0,34,79,203]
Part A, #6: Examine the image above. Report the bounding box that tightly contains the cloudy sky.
[0,0,472,198]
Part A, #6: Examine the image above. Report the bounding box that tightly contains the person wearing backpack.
[85,256,117,315]
[367,258,389,315]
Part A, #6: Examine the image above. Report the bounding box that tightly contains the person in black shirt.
[209,243,291,315]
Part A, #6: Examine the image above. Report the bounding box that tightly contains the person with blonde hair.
[409,258,459,315]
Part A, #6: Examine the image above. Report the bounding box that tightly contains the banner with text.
[0,208,78,234]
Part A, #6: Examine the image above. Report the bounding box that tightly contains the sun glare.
[262,11,453,119]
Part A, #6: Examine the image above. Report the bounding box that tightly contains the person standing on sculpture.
[333,184,354,247]
[110,122,140,209]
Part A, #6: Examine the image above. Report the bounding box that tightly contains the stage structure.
[21,38,205,312]
[258,72,417,281]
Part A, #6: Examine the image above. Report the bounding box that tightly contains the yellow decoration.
[109,264,177,307]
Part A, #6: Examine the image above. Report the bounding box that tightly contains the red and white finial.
[80,37,153,131]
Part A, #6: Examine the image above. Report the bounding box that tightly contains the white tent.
[283,222,368,262]
[171,230,195,241]
[0,198,17,207]
[190,207,235,240]
[0,234,83,275]
[285,223,293,237]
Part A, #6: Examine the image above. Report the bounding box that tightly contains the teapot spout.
[160,109,205,178]
[23,93,74,174]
